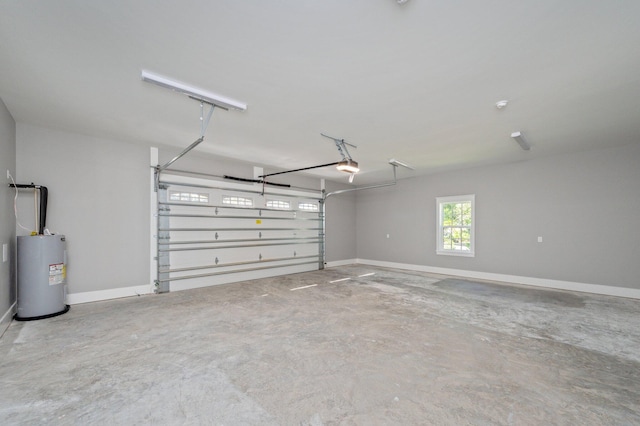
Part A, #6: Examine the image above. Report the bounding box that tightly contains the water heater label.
[49,263,65,285]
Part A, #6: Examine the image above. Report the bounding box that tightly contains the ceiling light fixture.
[496,100,509,109]
[511,131,531,151]
[141,70,247,111]
[336,159,360,173]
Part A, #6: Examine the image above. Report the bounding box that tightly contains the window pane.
[452,227,462,247]
[443,227,453,250]
[454,203,464,225]
[461,228,471,250]
[462,202,472,226]
[450,204,460,225]
[442,204,454,226]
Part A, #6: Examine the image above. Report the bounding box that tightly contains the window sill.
[436,250,475,257]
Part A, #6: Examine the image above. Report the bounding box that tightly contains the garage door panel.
[156,176,323,292]
[165,230,319,245]
[169,262,319,292]
[166,217,320,230]
[166,242,318,267]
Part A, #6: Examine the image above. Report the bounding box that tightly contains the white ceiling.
[1,1,640,184]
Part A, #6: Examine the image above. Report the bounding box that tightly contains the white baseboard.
[57,260,640,304]
[67,284,154,305]
[1,302,17,335]
[325,259,358,268]
[356,258,640,300]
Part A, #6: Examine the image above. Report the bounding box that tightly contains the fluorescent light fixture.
[511,131,531,151]
[141,70,247,111]
[389,158,414,170]
[336,159,359,173]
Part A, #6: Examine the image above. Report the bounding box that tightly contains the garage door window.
[266,199,291,210]
[298,203,318,211]
[169,191,209,203]
[222,195,253,207]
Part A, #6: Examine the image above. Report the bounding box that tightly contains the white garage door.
[153,172,323,292]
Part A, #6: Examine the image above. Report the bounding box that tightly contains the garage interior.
[1,1,639,424]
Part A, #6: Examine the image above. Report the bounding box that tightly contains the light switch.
[537,236,543,243]
[2,243,7,262]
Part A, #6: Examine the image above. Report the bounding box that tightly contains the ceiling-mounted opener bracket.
[154,102,215,190]
[142,70,246,191]
[388,158,414,182]
[198,100,216,139]
[320,133,357,162]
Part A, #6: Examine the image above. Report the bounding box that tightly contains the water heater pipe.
[8,183,48,235]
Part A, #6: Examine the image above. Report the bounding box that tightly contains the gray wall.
[356,143,640,289]
[16,124,356,296]
[16,124,151,294]
[325,181,357,263]
[0,98,16,331]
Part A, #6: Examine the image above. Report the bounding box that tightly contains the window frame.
[436,194,475,257]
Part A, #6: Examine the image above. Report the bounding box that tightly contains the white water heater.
[16,235,69,321]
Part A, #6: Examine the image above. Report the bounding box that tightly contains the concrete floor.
[1,265,639,425]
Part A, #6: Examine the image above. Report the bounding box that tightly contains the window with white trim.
[436,194,475,257]
[169,191,209,204]
[298,202,319,212]
[222,195,253,207]
[266,199,291,210]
